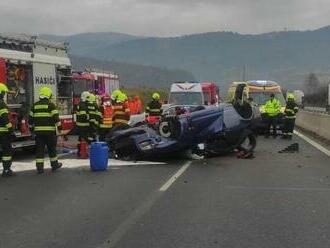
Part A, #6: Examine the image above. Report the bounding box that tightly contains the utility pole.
[327,84,330,113]
[242,65,247,81]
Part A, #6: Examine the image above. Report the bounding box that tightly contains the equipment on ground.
[90,142,109,171]
[278,143,299,153]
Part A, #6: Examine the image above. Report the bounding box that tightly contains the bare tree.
[305,73,319,94]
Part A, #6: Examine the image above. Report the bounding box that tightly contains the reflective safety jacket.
[99,105,113,129]
[146,100,163,116]
[76,101,89,128]
[284,100,299,119]
[0,99,13,135]
[29,99,61,134]
[264,98,281,117]
[87,102,101,127]
[112,102,130,126]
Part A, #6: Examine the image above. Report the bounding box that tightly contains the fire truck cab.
[0,34,72,149]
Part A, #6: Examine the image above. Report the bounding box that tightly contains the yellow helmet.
[0,83,8,94]
[287,93,295,100]
[111,89,122,101]
[117,92,127,103]
[152,92,160,100]
[87,93,96,103]
[39,86,52,99]
[81,91,90,102]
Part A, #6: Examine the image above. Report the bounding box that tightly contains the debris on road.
[278,143,299,153]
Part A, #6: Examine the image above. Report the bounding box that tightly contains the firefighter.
[112,92,130,128]
[264,93,281,138]
[99,95,113,142]
[146,92,163,117]
[87,93,100,142]
[282,93,299,139]
[29,87,62,174]
[76,91,90,153]
[0,83,14,177]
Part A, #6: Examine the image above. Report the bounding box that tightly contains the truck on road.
[0,34,72,149]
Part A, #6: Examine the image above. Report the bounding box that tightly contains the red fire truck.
[72,70,120,105]
[0,34,72,149]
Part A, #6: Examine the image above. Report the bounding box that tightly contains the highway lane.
[1,134,330,248]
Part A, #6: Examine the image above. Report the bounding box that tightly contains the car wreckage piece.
[109,103,257,160]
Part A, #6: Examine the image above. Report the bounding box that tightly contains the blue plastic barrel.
[89,142,109,171]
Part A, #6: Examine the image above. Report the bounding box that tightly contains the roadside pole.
[327,84,330,113]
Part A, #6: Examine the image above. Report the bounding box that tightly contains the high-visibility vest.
[146,100,163,116]
[99,105,113,129]
[113,103,130,126]
[29,99,61,134]
[87,102,101,127]
[284,101,299,119]
[264,99,281,116]
[76,101,89,128]
[0,100,12,134]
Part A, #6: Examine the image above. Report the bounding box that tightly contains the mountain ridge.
[42,25,330,89]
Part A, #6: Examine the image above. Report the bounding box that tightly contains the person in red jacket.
[134,95,143,114]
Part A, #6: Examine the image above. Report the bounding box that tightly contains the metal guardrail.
[303,106,329,115]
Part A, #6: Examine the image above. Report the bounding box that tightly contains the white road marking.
[98,192,162,248]
[9,159,166,173]
[226,186,330,192]
[294,130,330,158]
[159,161,191,192]
[97,161,192,248]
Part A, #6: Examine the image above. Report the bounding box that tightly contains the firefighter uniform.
[29,87,62,174]
[283,94,299,139]
[0,83,14,177]
[112,93,130,127]
[146,92,163,117]
[99,96,113,142]
[76,91,90,143]
[87,94,100,142]
[264,94,281,137]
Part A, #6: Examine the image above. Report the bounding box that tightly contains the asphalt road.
[1,134,330,248]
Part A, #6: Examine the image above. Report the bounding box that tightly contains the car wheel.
[159,121,171,138]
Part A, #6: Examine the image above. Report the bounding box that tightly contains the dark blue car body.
[111,103,255,159]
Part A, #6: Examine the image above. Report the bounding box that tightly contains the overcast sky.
[1,0,330,37]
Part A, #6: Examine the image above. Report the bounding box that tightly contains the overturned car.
[109,101,257,160]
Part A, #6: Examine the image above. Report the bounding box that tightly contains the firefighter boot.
[51,162,62,172]
[2,167,15,177]
[36,165,44,174]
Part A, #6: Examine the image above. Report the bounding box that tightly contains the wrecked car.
[109,101,257,160]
